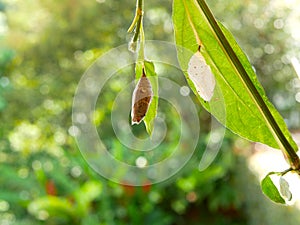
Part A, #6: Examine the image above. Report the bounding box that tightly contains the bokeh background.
[1,0,300,224]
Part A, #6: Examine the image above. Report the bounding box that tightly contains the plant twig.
[128,0,145,65]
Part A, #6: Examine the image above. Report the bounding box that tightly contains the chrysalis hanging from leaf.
[187,48,216,101]
[131,68,153,125]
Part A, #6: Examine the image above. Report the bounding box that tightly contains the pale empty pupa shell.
[131,70,153,125]
[279,177,292,201]
[187,51,216,101]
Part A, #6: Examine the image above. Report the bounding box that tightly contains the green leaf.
[261,174,285,204]
[172,0,298,152]
[134,60,158,136]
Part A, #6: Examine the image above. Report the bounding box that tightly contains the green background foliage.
[1,0,300,224]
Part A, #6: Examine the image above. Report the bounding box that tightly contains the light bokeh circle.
[72,41,226,185]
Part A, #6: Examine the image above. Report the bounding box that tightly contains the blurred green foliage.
[1,0,300,225]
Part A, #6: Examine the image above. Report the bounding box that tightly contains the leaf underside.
[173,0,297,151]
[261,174,285,204]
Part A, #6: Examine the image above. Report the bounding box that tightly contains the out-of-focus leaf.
[261,174,285,204]
[73,180,102,215]
[28,196,75,219]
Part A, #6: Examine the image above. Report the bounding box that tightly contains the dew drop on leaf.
[187,51,216,101]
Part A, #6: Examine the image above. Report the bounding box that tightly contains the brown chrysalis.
[131,68,153,125]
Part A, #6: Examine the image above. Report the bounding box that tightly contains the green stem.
[128,0,143,31]
[138,24,145,62]
[128,0,145,64]
[132,13,142,43]
[194,0,300,170]
[128,0,144,43]
[281,168,293,176]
